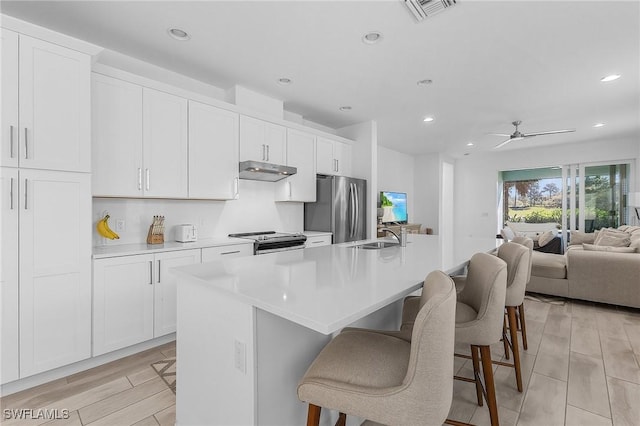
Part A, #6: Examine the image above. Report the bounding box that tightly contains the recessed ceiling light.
[466,142,474,146]
[278,78,292,85]
[600,74,621,82]
[593,123,605,128]
[423,116,434,122]
[168,28,190,41]
[362,31,383,44]
[417,79,433,86]
[339,106,352,112]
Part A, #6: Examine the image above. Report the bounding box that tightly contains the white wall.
[377,146,415,223]
[93,180,303,246]
[454,137,640,240]
[412,153,440,233]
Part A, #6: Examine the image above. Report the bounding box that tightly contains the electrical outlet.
[116,219,126,232]
[234,340,246,373]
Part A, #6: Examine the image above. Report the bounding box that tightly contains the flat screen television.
[380,191,408,224]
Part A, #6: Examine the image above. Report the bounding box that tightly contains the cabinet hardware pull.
[149,260,153,285]
[138,168,142,191]
[157,260,161,283]
[24,178,28,210]
[9,178,14,210]
[288,181,292,198]
[24,128,29,159]
[266,145,270,162]
[336,159,339,173]
[312,241,322,244]
[145,169,150,191]
[262,144,266,161]
[221,250,240,255]
[9,125,15,158]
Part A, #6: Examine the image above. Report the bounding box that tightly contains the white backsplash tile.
[93,179,304,247]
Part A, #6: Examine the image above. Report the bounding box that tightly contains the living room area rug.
[151,357,176,394]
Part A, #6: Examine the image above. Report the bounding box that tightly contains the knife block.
[146,225,164,244]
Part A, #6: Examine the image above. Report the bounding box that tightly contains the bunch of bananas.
[96,214,120,240]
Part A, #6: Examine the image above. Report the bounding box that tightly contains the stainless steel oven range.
[228,231,307,255]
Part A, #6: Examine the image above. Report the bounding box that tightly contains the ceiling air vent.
[405,0,457,21]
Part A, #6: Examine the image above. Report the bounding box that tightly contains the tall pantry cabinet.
[1,28,92,383]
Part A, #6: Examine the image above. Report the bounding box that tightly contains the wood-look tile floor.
[1,297,639,426]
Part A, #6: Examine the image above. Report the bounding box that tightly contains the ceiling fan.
[491,120,575,149]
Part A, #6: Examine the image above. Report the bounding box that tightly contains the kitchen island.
[173,234,500,426]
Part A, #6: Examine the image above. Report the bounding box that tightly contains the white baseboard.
[1,334,176,396]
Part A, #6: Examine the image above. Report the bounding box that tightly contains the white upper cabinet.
[1,168,19,384]
[239,115,286,164]
[92,74,144,197]
[19,169,91,377]
[1,30,19,168]
[143,88,188,198]
[188,101,239,200]
[316,137,352,177]
[17,35,90,172]
[92,75,189,198]
[276,129,316,202]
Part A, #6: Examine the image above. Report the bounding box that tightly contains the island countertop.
[172,234,501,335]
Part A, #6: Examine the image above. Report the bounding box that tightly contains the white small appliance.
[176,224,198,242]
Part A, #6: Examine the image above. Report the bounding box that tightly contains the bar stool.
[297,271,457,426]
[510,236,533,350]
[495,242,530,392]
[453,252,507,426]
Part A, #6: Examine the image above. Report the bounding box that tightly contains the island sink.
[352,241,399,249]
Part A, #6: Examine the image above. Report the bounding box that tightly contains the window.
[500,167,563,224]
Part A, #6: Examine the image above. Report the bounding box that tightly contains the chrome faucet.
[380,227,406,247]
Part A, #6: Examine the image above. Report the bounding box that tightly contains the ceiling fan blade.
[494,138,513,149]
[524,129,575,137]
[489,133,512,137]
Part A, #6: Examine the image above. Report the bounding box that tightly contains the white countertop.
[172,234,501,335]
[302,230,332,237]
[93,237,253,259]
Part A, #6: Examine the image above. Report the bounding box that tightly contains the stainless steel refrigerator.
[304,175,367,243]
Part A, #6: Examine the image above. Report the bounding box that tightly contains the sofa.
[502,221,563,254]
[527,226,640,308]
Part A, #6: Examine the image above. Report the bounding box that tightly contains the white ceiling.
[2,0,639,157]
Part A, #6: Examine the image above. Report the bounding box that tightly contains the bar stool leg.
[335,412,346,426]
[518,303,528,350]
[479,346,500,426]
[470,345,483,406]
[507,306,524,392]
[503,313,510,360]
[307,404,321,426]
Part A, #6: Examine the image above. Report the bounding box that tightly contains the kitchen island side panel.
[176,278,256,426]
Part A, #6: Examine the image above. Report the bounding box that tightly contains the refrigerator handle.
[349,183,356,239]
[353,183,360,235]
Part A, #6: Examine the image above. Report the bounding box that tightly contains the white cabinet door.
[0,168,19,384]
[239,116,286,164]
[1,30,19,168]
[93,254,155,356]
[202,244,253,262]
[143,88,188,198]
[276,129,316,202]
[92,74,144,197]
[18,35,90,172]
[19,169,91,377]
[188,101,239,200]
[334,142,352,177]
[154,249,201,337]
[316,137,334,175]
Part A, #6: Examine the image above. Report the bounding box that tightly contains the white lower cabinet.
[202,244,253,262]
[93,249,201,356]
[305,234,332,248]
[19,169,92,377]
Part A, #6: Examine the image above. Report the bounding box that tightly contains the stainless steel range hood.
[238,160,297,182]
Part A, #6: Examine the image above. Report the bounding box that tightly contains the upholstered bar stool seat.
[298,271,457,426]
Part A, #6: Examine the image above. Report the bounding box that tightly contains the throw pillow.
[569,230,596,246]
[501,227,515,241]
[594,229,631,247]
[582,243,636,253]
[537,230,555,247]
